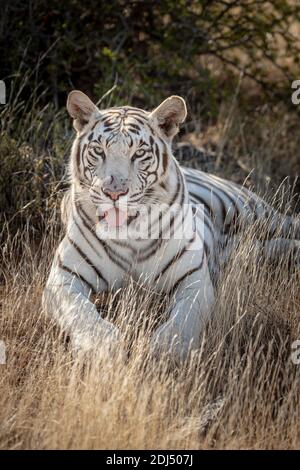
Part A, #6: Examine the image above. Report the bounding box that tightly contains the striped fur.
[43,91,300,363]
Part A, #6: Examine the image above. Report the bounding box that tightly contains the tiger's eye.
[135,149,146,157]
[91,146,106,160]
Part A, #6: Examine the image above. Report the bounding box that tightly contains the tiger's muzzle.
[101,175,129,201]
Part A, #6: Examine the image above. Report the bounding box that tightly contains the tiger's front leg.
[150,253,215,364]
[43,260,124,361]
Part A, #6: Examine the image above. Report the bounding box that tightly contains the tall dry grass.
[1,201,300,449]
[1,72,300,449]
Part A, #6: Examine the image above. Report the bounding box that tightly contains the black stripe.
[57,254,96,295]
[75,200,130,270]
[137,237,165,262]
[90,119,102,131]
[154,233,196,282]
[189,191,215,219]
[170,253,205,293]
[73,211,103,262]
[67,235,109,288]
[162,150,168,175]
[186,173,243,223]
[132,116,147,126]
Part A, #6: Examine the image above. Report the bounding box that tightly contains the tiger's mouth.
[97,206,139,228]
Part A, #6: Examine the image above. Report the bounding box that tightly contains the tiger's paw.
[149,321,194,365]
[72,320,126,363]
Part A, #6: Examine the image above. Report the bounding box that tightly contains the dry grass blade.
[0,198,300,449]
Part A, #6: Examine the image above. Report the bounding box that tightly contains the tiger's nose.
[102,175,129,201]
[102,188,128,201]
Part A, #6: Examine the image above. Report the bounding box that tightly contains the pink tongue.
[104,208,128,228]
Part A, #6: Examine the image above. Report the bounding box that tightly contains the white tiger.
[43,90,300,363]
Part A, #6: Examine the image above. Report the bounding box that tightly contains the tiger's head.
[67,90,187,235]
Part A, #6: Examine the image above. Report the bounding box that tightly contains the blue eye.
[90,146,106,160]
[132,149,146,162]
[136,149,146,157]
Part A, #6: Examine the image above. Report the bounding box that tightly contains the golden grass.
[1,66,300,449]
[1,208,300,450]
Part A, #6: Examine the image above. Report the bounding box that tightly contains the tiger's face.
[67,91,186,232]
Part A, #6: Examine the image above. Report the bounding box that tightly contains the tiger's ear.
[149,96,187,140]
[67,90,99,132]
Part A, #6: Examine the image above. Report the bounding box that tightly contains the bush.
[2,0,300,110]
[1,0,300,240]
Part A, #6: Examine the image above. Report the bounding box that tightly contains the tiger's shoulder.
[60,189,72,227]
